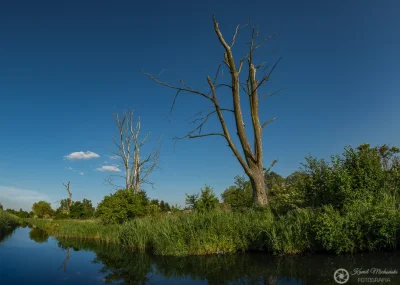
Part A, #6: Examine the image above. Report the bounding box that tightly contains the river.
[0,226,399,284]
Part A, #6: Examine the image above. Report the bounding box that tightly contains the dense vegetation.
[0,210,20,240]
[10,143,400,256]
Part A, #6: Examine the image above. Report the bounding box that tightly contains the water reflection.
[1,227,398,284]
[29,227,50,243]
[53,237,400,285]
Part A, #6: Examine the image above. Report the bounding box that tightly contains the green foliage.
[159,200,171,212]
[0,211,20,238]
[0,202,3,211]
[185,193,199,210]
[29,227,50,243]
[56,199,71,214]
[221,176,253,212]
[186,185,219,213]
[298,144,400,211]
[69,199,95,219]
[96,190,149,224]
[196,185,219,212]
[5,208,31,218]
[32,201,53,218]
[26,218,121,243]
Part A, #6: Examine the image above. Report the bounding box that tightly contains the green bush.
[96,190,149,224]
[70,199,95,219]
[32,201,54,218]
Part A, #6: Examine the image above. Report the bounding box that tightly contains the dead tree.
[143,15,282,206]
[109,109,160,194]
[58,248,71,273]
[62,181,73,209]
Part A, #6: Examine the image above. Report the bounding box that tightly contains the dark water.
[1,227,399,285]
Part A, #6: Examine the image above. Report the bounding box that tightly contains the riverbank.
[24,218,121,243]
[0,211,20,240]
[25,204,400,256]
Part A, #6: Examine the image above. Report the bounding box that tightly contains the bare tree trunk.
[143,15,282,206]
[249,168,267,205]
[63,181,73,209]
[110,110,160,194]
[59,248,70,272]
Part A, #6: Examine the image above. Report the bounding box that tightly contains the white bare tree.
[108,109,160,194]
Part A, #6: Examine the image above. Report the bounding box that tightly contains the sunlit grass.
[25,218,121,243]
[119,208,316,256]
[24,203,400,256]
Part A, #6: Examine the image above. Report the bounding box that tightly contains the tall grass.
[25,218,122,243]
[0,211,20,238]
[25,201,400,256]
[120,203,400,256]
[119,208,316,256]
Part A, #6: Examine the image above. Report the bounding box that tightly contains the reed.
[25,218,122,243]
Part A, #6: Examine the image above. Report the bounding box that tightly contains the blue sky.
[0,0,399,211]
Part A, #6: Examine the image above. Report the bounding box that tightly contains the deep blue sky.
[1,0,399,211]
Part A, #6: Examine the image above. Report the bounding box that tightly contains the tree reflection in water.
[54,238,400,285]
[29,227,50,243]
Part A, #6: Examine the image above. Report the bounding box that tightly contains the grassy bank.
[24,218,121,243]
[26,200,400,256]
[0,211,20,239]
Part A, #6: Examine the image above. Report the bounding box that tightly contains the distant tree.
[0,202,3,211]
[69,199,95,219]
[56,199,71,215]
[171,204,182,213]
[96,190,149,224]
[185,193,199,210]
[82,199,95,217]
[221,175,253,212]
[195,185,219,212]
[32,201,53,218]
[159,200,165,211]
[150,199,159,206]
[164,202,171,212]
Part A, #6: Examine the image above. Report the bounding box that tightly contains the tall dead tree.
[63,181,73,209]
[110,109,160,194]
[143,15,282,206]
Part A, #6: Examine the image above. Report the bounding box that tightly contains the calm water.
[0,227,399,285]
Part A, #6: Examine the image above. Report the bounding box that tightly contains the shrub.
[69,199,95,219]
[32,201,53,218]
[96,190,149,224]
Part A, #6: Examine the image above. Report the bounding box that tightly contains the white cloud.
[0,186,50,210]
[96,165,121,172]
[108,155,119,160]
[79,172,84,175]
[64,151,100,160]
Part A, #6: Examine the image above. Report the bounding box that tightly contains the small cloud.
[79,172,84,175]
[108,155,119,160]
[64,151,100,160]
[67,167,73,170]
[96,165,121,172]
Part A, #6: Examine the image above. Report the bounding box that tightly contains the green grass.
[119,208,316,256]
[25,218,122,243]
[24,203,400,256]
[0,211,20,239]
